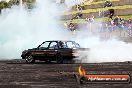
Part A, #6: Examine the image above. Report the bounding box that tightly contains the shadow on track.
[6,59,75,64]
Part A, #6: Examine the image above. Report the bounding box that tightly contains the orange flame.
[78,65,86,76]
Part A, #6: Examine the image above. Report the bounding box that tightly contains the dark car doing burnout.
[21,40,83,63]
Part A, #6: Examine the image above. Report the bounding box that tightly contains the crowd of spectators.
[64,15,132,36]
[106,16,132,32]
[85,15,132,34]
[64,0,132,36]
[64,4,83,31]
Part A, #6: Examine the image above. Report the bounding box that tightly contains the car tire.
[45,60,51,63]
[63,59,74,64]
[62,59,67,64]
[25,55,35,64]
[56,54,63,64]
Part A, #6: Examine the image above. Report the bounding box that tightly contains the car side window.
[39,42,50,49]
[49,42,58,49]
[66,42,75,48]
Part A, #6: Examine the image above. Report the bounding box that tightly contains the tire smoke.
[73,25,132,63]
[0,0,132,63]
[0,0,71,59]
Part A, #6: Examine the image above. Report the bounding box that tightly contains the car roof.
[45,40,75,42]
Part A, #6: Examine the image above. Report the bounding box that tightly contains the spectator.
[120,18,125,28]
[120,18,125,23]
[113,16,119,26]
[85,15,94,22]
[108,20,115,32]
[85,16,90,22]
[128,19,132,24]
[108,9,114,20]
[104,1,112,8]
[76,5,82,11]
[76,13,83,19]
[104,1,114,19]
[89,15,94,22]
[68,23,76,31]
[64,22,68,28]
[72,13,82,20]
[128,19,132,30]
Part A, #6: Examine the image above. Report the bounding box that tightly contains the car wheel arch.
[25,53,35,63]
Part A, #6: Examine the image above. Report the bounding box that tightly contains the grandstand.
[61,0,132,41]
[62,0,132,20]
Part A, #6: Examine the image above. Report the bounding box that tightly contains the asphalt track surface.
[0,59,132,88]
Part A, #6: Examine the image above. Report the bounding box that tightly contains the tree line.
[0,0,36,11]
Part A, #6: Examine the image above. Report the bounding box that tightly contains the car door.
[46,41,58,59]
[32,41,50,58]
[58,41,72,57]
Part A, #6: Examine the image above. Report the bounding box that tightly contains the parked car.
[21,40,88,63]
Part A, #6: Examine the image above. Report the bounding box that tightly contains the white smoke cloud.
[74,30,132,63]
[0,0,71,59]
[0,0,132,63]
[88,40,132,62]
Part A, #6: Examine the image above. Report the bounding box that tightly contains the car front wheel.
[25,55,35,63]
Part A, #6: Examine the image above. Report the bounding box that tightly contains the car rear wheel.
[45,60,51,63]
[63,59,74,64]
[25,55,35,63]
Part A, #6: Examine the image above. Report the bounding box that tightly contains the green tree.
[0,1,9,9]
[0,0,36,12]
